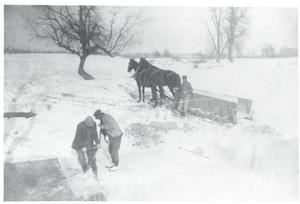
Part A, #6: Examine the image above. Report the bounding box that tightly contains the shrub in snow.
[125,122,177,148]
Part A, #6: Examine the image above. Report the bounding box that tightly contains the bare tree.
[261,44,276,58]
[278,47,298,57]
[204,8,227,63]
[224,7,248,62]
[29,6,145,80]
[163,49,171,58]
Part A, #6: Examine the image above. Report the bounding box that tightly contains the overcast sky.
[4,6,298,54]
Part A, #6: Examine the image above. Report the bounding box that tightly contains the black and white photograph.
[2,1,298,201]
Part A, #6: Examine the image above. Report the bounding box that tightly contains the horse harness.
[165,71,176,79]
[135,67,162,86]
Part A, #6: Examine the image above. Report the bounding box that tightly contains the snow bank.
[4,54,298,200]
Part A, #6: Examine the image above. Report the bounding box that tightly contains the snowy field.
[4,54,298,200]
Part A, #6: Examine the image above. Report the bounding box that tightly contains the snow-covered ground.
[4,54,298,200]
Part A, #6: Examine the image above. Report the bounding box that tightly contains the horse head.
[139,58,152,70]
[127,58,138,73]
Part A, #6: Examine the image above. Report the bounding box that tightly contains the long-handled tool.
[177,146,210,159]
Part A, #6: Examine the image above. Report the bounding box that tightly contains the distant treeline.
[123,46,298,60]
[5,46,298,59]
[122,50,209,60]
[4,47,108,55]
[259,46,298,58]
[4,47,68,54]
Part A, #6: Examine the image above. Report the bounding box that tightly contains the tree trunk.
[228,44,233,62]
[78,55,94,80]
[216,53,220,63]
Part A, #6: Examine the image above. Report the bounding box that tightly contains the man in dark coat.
[93,109,123,171]
[177,75,193,116]
[72,116,100,178]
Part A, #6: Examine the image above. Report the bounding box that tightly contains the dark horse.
[140,58,181,97]
[127,58,164,107]
[127,58,181,104]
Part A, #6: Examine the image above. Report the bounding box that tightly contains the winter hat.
[84,116,94,127]
[93,109,103,118]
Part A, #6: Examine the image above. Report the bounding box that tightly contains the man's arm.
[92,123,100,145]
[98,127,102,145]
[100,126,109,144]
[72,125,82,150]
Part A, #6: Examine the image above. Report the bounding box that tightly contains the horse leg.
[137,81,141,102]
[142,86,145,102]
[149,92,154,102]
[149,86,156,102]
[151,87,158,107]
[159,86,164,106]
[160,87,166,99]
[168,85,175,97]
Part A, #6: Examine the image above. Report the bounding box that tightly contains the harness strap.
[165,71,175,79]
[149,69,161,78]
[144,69,162,86]
[135,61,163,86]
[137,69,148,80]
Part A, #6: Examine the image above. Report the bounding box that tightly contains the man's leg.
[177,99,183,113]
[111,136,122,167]
[106,142,114,168]
[108,142,112,155]
[87,149,98,177]
[183,94,190,114]
[109,137,117,166]
[77,149,88,173]
[178,98,186,116]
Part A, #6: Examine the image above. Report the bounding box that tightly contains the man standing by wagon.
[93,109,123,171]
[177,75,193,116]
[72,116,100,179]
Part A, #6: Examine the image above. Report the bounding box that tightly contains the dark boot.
[81,164,88,173]
[91,164,98,178]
